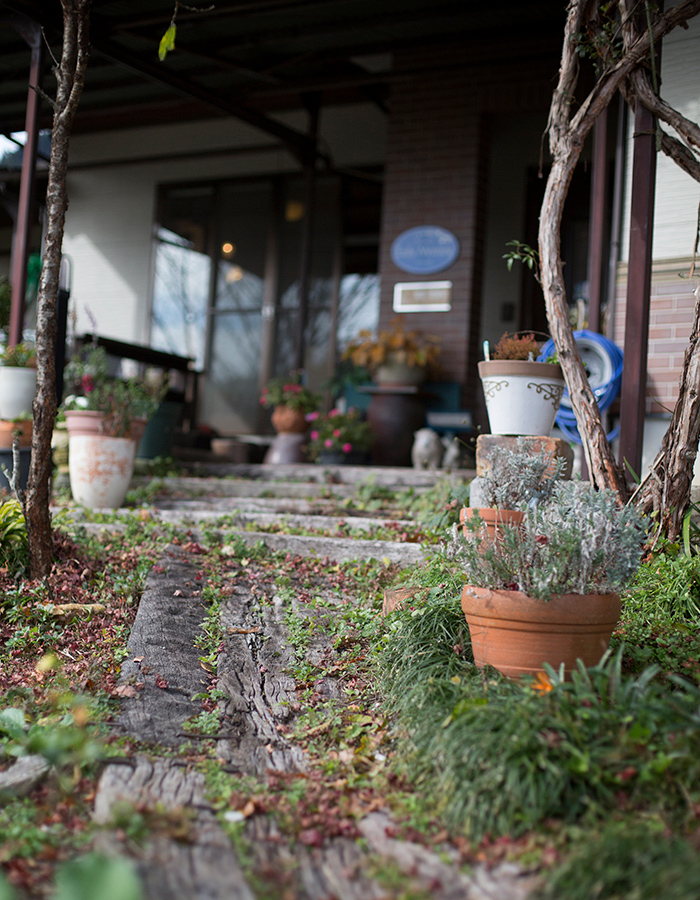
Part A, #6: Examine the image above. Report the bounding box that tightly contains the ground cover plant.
[0,514,167,898]
[3,472,700,898]
[376,532,700,897]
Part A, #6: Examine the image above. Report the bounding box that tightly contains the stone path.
[71,462,540,899]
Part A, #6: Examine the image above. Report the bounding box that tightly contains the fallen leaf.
[299,828,324,847]
[113,685,138,698]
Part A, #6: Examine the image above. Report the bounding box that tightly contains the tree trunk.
[25,0,91,579]
[539,153,629,498]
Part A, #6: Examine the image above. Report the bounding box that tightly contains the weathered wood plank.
[114,547,210,747]
[94,757,255,900]
[215,583,305,775]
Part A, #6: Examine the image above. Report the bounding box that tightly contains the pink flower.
[284,383,301,393]
[342,443,353,453]
[306,411,319,421]
[329,408,339,417]
[81,374,94,393]
[310,430,319,440]
[333,429,341,438]
[324,439,333,448]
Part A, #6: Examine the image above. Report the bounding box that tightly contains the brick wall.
[378,46,554,409]
[612,258,696,414]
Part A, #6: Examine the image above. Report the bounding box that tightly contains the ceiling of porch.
[0,0,566,142]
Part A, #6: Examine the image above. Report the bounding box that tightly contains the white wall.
[620,14,700,262]
[62,103,386,344]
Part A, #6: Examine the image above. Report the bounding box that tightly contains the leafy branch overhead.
[159,2,215,61]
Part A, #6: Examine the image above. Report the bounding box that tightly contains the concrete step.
[170,461,474,488]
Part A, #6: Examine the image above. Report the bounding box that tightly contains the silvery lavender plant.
[480,439,567,510]
[455,481,647,600]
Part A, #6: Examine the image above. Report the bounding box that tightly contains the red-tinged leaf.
[299,828,324,847]
[155,675,169,689]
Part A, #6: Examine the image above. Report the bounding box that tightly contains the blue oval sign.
[390,226,460,275]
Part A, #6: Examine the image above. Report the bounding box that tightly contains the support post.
[9,18,43,348]
[587,107,609,334]
[293,93,321,372]
[618,101,657,479]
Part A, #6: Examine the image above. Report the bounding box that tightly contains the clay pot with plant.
[62,343,166,508]
[260,371,320,435]
[461,439,567,543]
[455,481,646,679]
[479,332,564,436]
[342,318,440,386]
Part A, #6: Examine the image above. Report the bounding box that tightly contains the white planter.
[0,367,36,419]
[375,361,425,386]
[68,433,137,509]
[478,360,565,436]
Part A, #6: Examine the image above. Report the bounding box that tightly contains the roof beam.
[91,37,318,164]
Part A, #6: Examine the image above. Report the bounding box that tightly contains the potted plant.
[478,332,564,436]
[260,370,320,434]
[62,343,165,508]
[342,317,440,386]
[0,341,37,420]
[455,481,646,678]
[306,407,373,464]
[0,413,33,492]
[461,439,567,541]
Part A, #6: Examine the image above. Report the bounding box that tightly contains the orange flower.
[532,671,553,693]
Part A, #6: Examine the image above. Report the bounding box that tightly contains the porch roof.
[0,0,566,144]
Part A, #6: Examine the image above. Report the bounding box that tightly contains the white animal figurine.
[441,436,461,469]
[411,428,444,469]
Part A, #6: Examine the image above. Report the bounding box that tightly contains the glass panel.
[215,182,271,311]
[337,273,380,349]
[151,187,212,369]
[201,311,263,433]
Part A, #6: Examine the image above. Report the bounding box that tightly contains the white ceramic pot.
[68,433,137,509]
[375,361,425,386]
[0,367,36,419]
[478,360,565,436]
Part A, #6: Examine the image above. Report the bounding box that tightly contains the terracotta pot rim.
[478,360,563,379]
[460,507,525,521]
[461,584,621,626]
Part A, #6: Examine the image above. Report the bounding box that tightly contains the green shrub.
[0,499,29,576]
[376,598,700,842]
[622,550,700,624]
[538,820,700,900]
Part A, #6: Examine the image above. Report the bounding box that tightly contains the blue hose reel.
[539,330,624,444]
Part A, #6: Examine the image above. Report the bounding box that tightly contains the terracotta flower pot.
[65,411,147,509]
[0,419,32,448]
[271,405,308,434]
[64,410,147,441]
[478,360,565,436]
[460,507,525,542]
[461,585,622,679]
